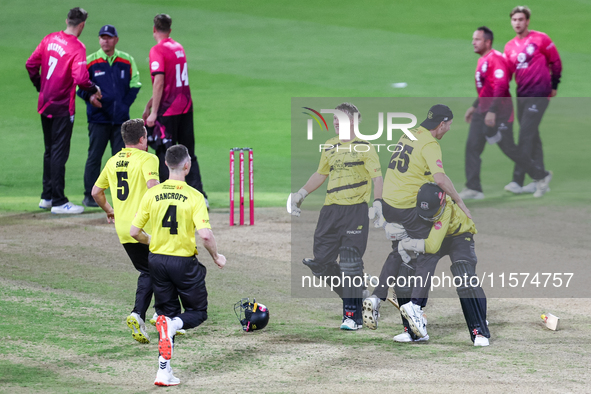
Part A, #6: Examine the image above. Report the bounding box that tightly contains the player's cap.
[416,182,446,222]
[99,25,118,37]
[420,104,453,130]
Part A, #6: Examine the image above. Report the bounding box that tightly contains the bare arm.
[197,228,226,269]
[302,172,328,194]
[91,186,115,223]
[143,97,153,123]
[146,74,164,127]
[372,176,383,200]
[130,225,151,245]
[433,172,472,219]
[147,179,159,189]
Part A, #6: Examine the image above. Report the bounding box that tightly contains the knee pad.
[303,258,341,278]
[339,246,364,277]
[450,260,489,340]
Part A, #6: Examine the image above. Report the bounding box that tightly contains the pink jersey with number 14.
[149,38,193,117]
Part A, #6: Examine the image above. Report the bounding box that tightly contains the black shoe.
[83,196,99,208]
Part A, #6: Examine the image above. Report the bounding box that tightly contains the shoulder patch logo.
[151,61,159,70]
[434,221,442,230]
[494,69,504,79]
[436,159,443,168]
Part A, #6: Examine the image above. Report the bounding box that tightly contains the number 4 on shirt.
[163,205,179,234]
[175,63,188,87]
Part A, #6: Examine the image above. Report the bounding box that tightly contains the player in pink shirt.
[143,14,207,204]
[26,7,101,214]
[503,6,558,197]
[460,27,548,200]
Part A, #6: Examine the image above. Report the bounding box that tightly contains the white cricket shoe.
[399,302,427,338]
[154,364,180,386]
[534,171,552,198]
[362,295,381,330]
[474,335,490,347]
[156,315,176,360]
[504,182,522,194]
[459,188,485,200]
[39,199,52,209]
[127,312,150,344]
[51,202,84,214]
[393,330,430,343]
[521,182,537,194]
[150,312,185,335]
[340,317,362,331]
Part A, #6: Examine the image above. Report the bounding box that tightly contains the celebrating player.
[397,183,490,346]
[364,105,468,339]
[131,144,225,386]
[91,119,159,344]
[78,24,142,208]
[289,102,383,331]
[26,7,101,214]
[143,14,208,204]
[460,26,548,199]
[503,5,559,197]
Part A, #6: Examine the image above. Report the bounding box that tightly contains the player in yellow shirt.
[397,183,489,346]
[130,144,225,387]
[288,102,383,331]
[364,105,470,337]
[92,118,159,345]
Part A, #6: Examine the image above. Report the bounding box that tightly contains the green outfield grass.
[0,0,589,212]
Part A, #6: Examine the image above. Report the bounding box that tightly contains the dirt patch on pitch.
[1,206,591,392]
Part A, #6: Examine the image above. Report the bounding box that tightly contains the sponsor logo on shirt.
[434,221,442,230]
[94,70,106,77]
[151,61,159,70]
[526,44,535,55]
[481,62,488,72]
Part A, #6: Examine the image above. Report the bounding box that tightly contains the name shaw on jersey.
[155,192,188,203]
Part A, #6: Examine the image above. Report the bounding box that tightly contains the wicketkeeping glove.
[368,199,386,228]
[288,188,308,217]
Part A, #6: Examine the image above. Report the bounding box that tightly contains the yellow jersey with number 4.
[383,127,445,209]
[95,148,159,244]
[132,180,211,257]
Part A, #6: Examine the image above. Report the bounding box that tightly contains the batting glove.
[400,238,425,254]
[486,130,502,145]
[289,188,308,217]
[368,199,386,228]
[385,222,407,241]
[398,242,414,264]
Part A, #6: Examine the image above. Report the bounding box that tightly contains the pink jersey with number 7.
[149,38,193,117]
[26,31,97,117]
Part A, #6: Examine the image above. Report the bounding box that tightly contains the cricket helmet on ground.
[416,182,447,221]
[234,298,269,332]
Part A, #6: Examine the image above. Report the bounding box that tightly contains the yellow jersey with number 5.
[383,126,445,209]
[95,148,159,244]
